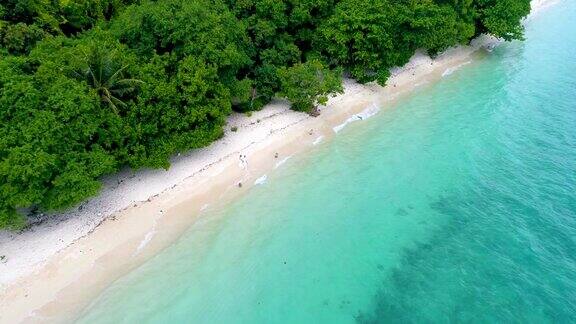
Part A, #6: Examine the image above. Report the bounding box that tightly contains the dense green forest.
[0,0,531,229]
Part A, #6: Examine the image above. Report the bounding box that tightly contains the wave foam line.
[134,218,158,256]
[333,103,380,133]
[254,175,268,185]
[442,61,471,77]
[312,136,324,146]
[274,156,292,169]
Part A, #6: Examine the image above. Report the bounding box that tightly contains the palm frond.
[109,95,127,108]
[111,86,137,97]
[101,96,119,115]
[105,65,129,88]
[115,78,145,85]
[77,46,143,115]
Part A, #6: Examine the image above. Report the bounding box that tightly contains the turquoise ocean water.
[79,2,576,323]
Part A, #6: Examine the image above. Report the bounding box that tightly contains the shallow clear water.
[79,2,576,323]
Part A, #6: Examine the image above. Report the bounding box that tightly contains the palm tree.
[74,47,143,114]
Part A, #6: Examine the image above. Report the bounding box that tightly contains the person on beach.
[239,154,249,170]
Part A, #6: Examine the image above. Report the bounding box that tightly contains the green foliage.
[476,0,531,40]
[225,0,338,110]
[0,0,135,55]
[0,62,118,216]
[111,0,252,69]
[278,60,343,112]
[0,0,535,229]
[122,54,232,169]
[59,0,133,32]
[72,45,143,114]
[0,205,26,230]
[401,1,476,56]
[110,0,253,108]
[316,0,407,85]
[0,22,45,54]
[0,34,122,226]
[316,0,478,85]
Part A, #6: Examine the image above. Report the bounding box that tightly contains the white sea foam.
[312,136,324,146]
[333,117,355,133]
[528,0,559,19]
[442,61,471,77]
[333,103,380,133]
[254,175,268,185]
[200,204,209,211]
[28,311,48,320]
[134,219,157,256]
[275,156,292,169]
[357,103,380,119]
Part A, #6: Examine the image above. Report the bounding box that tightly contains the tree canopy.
[0,0,532,229]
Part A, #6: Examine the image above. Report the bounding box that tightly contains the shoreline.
[0,1,556,321]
